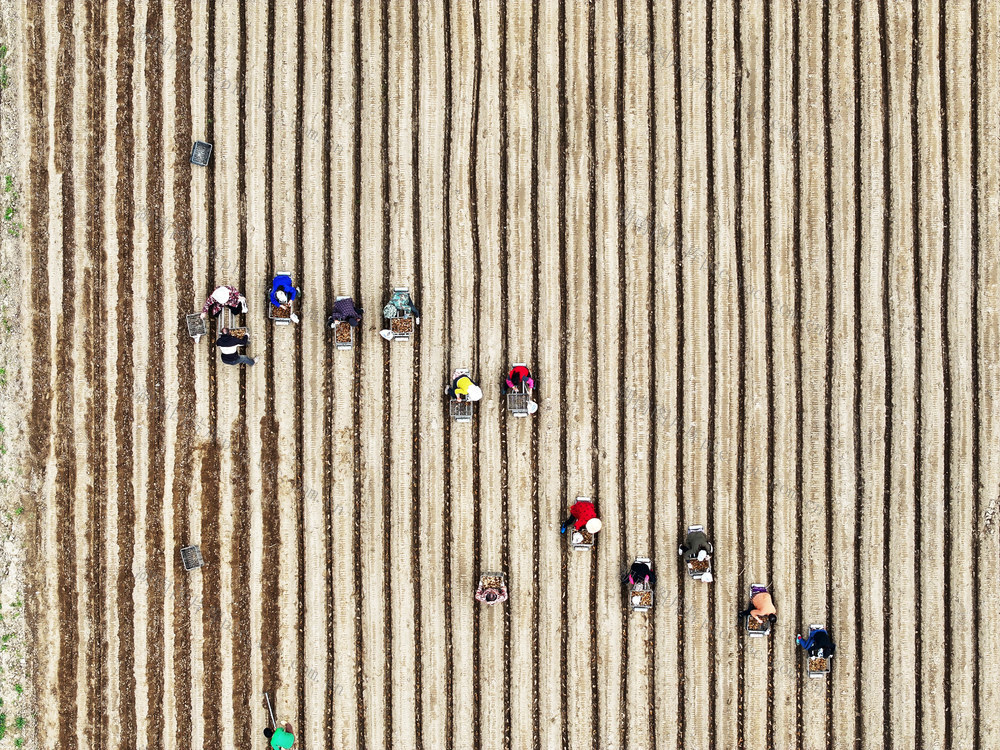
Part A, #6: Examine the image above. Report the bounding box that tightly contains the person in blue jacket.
[270,274,301,323]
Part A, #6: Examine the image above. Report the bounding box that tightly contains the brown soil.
[16,2,1000,749]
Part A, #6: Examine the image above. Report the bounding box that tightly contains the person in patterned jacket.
[200,284,248,319]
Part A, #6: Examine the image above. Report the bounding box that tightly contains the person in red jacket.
[502,365,535,393]
[559,499,602,535]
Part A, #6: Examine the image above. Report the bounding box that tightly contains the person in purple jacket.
[328,297,364,328]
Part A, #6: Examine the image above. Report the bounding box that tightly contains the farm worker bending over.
[739,590,777,627]
[270,275,301,323]
[678,528,714,582]
[216,328,255,367]
[678,528,713,563]
[447,373,483,402]
[559,499,602,536]
[624,560,656,588]
[200,285,248,319]
[475,580,509,606]
[328,297,364,328]
[796,629,836,658]
[503,365,535,392]
[264,722,295,749]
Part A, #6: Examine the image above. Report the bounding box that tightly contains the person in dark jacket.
[796,629,835,657]
[623,560,656,588]
[679,527,714,582]
[328,297,364,328]
[216,328,254,366]
[678,528,713,563]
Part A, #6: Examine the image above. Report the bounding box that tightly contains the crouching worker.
[679,528,714,582]
[216,328,254,367]
[502,365,535,393]
[475,577,509,606]
[270,274,301,324]
[623,559,657,588]
[328,296,364,328]
[200,284,248,319]
[739,587,776,628]
[796,628,836,658]
[559,498,602,537]
[264,722,295,749]
[446,372,483,402]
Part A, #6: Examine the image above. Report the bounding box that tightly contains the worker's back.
[682,530,711,561]
[751,591,776,617]
[269,727,295,749]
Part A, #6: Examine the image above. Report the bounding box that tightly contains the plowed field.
[8,0,1000,749]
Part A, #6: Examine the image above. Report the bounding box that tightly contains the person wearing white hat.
[560,499,601,535]
[200,284,248,319]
